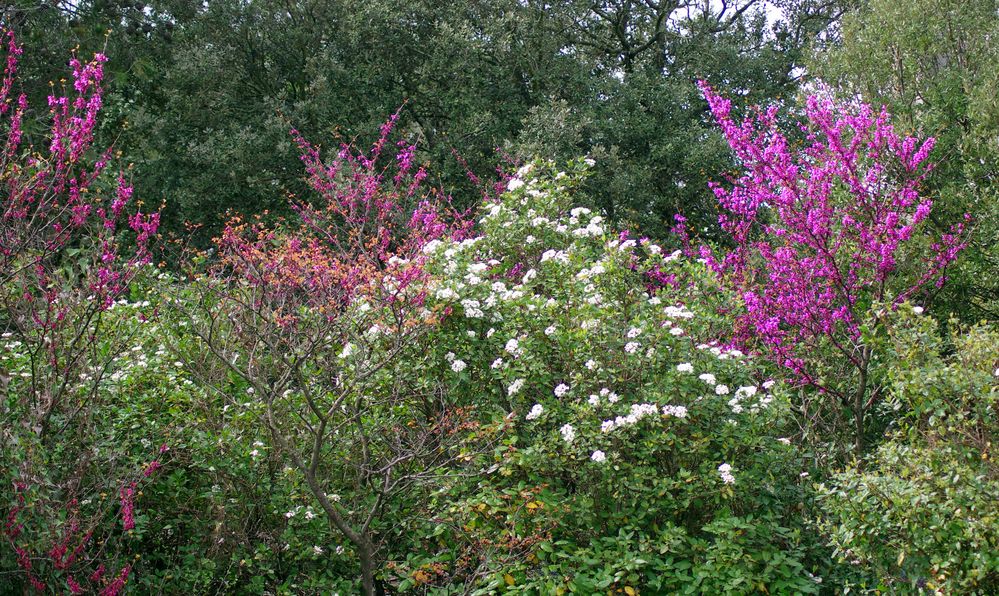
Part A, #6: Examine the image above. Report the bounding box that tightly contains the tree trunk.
[357,540,377,596]
[853,354,870,459]
[265,406,380,595]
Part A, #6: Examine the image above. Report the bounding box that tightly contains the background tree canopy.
[3,0,847,245]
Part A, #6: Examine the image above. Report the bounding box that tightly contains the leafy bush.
[817,314,999,593]
[395,159,828,593]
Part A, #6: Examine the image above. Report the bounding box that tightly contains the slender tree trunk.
[357,540,377,596]
[853,351,870,459]
[854,383,865,457]
[307,467,378,595]
[265,404,379,595]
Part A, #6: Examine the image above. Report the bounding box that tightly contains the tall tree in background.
[811,0,999,320]
[516,0,849,240]
[5,0,845,245]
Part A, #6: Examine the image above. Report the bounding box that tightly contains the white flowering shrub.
[404,160,825,593]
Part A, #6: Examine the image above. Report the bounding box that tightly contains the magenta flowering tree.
[697,82,966,455]
[177,114,474,594]
[0,32,160,429]
[0,30,163,594]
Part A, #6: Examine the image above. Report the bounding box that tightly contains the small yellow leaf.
[624,586,637,596]
[504,573,516,586]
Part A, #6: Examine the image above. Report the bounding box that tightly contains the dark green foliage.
[7,0,844,246]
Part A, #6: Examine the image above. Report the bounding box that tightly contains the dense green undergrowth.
[3,161,996,594]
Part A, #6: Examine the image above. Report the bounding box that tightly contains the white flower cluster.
[727,384,775,414]
[663,304,695,319]
[571,217,605,238]
[717,463,735,485]
[106,297,153,311]
[435,287,459,301]
[526,403,544,420]
[696,342,747,360]
[587,387,620,406]
[460,298,484,318]
[661,405,688,418]
[540,249,570,264]
[576,263,606,279]
[600,403,660,432]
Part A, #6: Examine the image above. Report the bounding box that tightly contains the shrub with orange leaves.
[175,113,474,596]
